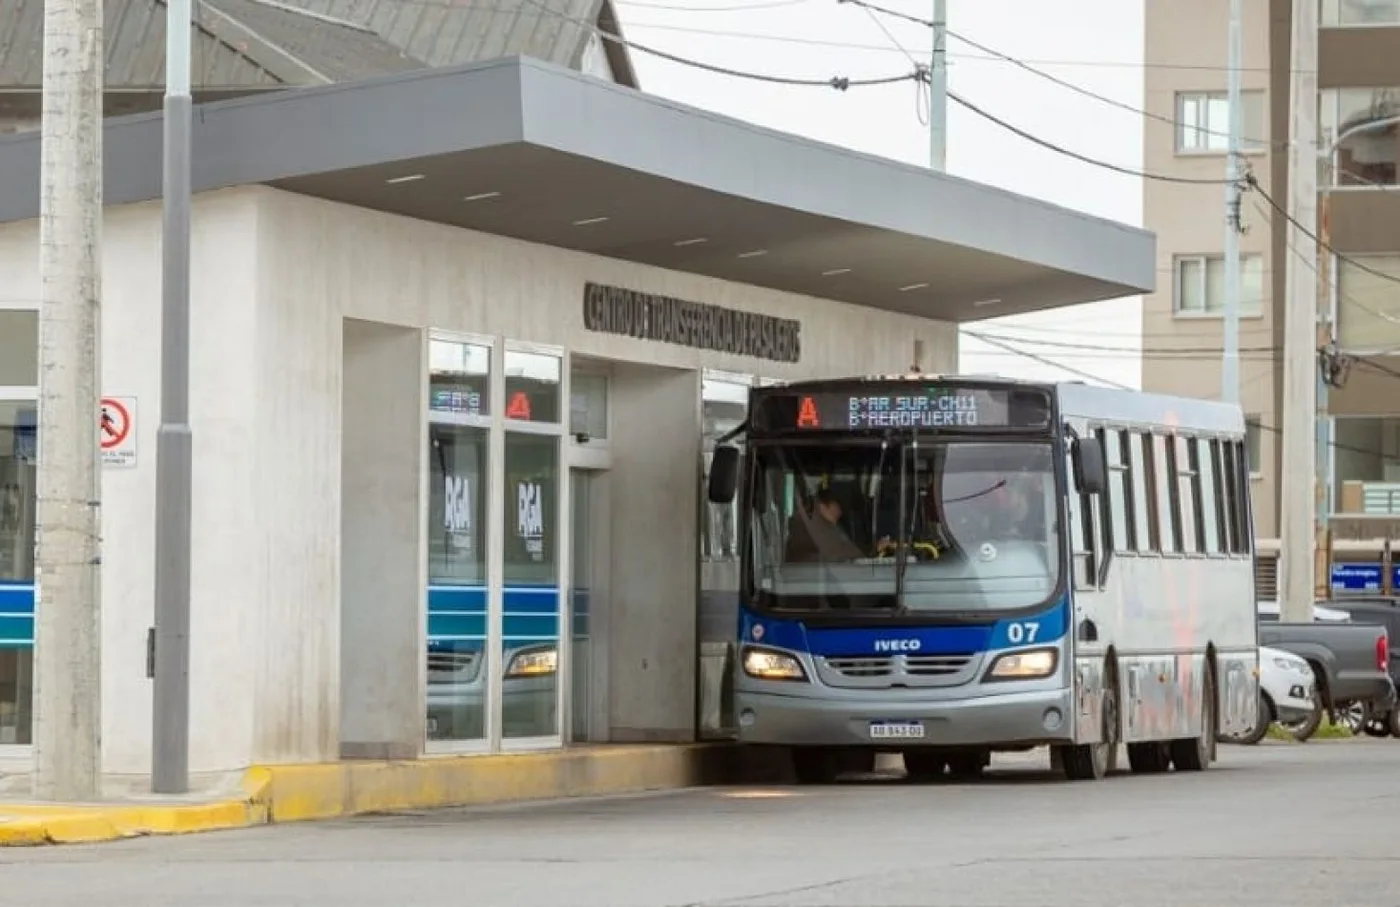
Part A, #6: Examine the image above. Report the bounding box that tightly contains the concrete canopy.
[0,56,1154,321]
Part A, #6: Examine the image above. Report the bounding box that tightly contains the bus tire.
[790,747,842,784]
[1059,666,1119,781]
[1170,663,1216,771]
[902,750,947,780]
[1127,741,1171,772]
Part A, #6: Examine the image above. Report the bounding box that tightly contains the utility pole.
[1279,0,1319,624]
[34,0,104,801]
[1221,0,1243,405]
[929,0,947,171]
[1315,192,1332,601]
[152,0,194,795]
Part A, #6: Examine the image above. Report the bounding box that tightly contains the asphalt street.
[1,740,1394,907]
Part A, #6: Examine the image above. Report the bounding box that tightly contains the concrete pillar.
[339,319,424,759]
[606,364,701,742]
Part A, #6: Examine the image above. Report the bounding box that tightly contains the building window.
[1173,254,1265,317]
[0,400,35,745]
[1338,254,1400,350]
[1176,90,1267,154]
[0,312,38,387]
[569,372,609,441]
[1323,0,1400,25]
[504,349,561,425]
[1321,88,1400,187]
[1244,415,1264,475]
[429,339,490,417]
[1334,417,1400,514]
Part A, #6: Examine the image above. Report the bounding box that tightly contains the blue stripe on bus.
[739,596,1070,657]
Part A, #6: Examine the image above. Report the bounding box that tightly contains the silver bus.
[705,375,1259,782]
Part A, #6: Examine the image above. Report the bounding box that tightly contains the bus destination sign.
[755,386,1050,432]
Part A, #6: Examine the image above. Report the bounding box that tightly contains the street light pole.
[151,0,194,795]
[1221,0,1244,405]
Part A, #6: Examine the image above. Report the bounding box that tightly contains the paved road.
[3,741,1396,907]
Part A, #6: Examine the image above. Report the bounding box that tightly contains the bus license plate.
[869,721,924,740]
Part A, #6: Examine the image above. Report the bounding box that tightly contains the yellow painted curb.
[0,768,271,847]
[0,742,755,846]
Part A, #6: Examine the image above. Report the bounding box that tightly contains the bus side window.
[1218,440,1241,554]
[1195,438,1223,553]
[1152,434,1180,553]
[1102,427,1131,553]
[1231,439,1252,554]
[1128,432,1155,554]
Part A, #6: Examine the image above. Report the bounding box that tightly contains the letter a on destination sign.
[796,396,820,428]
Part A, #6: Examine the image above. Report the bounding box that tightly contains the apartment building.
[1143,0,1400,598]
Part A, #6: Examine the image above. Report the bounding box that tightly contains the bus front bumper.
[735,686,1076,748]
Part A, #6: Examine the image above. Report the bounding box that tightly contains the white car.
[1227,645,1318,745]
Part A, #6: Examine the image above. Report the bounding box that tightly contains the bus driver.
[785,488,865,563]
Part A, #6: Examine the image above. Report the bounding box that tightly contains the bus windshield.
[748,439,1061,615]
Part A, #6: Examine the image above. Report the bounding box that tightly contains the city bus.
[705,374,1259,783]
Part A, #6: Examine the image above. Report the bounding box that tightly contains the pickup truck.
[1310,596,1400,736]
[1257,611,1395,739]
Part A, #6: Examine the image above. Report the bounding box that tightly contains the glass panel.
[429,339,491,417]
[1325,0,1400,24]
[1175,437,1199,553]
[570,470,593,742]
[1176,259,1204,313]
[425,423,489,743]
[1103,428,1131,551]
[699,376,749,740]
[1245,415,1263,472]
[1322,87,1400,187]
[1129,433,1156,551]
[0,400,36,745]
[1338,254,1400,350]
[569,372,608,440]
[1196,439,1223,552]
[0,312,38,386]
[1154,435,1178,553]
[503,432,560,738]
[504,350,561,424]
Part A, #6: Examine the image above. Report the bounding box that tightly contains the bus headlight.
[505,647,557,679]
[742,646,807,681]
[986,648,1058,680]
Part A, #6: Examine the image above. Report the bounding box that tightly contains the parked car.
[1257,609,1395,740]
[1314,596,1400,737]
[1223,645,1318,745]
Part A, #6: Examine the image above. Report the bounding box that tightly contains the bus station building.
[0,56,1154,783]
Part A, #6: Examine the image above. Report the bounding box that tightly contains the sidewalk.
[0,742,759,847]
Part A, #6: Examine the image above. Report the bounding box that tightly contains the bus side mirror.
[1071,436,1106,496]
[708,445,739,504]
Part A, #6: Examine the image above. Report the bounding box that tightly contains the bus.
[705,374,1259,783]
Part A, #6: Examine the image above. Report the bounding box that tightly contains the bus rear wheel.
[790,747,842,784]
[1127,741,1172,772]
[1169,665,1216,771]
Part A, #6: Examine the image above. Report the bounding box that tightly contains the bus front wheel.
[1058,669,1119,781]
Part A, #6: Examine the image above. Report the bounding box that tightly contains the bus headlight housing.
[986,648,1058,680]
[741,646,807,682]
[505,646,557,679]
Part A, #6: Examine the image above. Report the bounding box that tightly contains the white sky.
[614,0,1147,389]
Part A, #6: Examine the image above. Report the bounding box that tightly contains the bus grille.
[816,653,979,688]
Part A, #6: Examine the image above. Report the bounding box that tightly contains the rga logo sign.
[444,474,474,554]
[517,481,545,562]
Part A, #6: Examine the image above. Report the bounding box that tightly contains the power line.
[618,0,810,10]
[1245,173,1400,289]
[944,85,1240,185]
[966,330,1400,464]
[511,0,923,89]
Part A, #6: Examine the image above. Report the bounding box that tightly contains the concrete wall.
[0,184,960,771]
